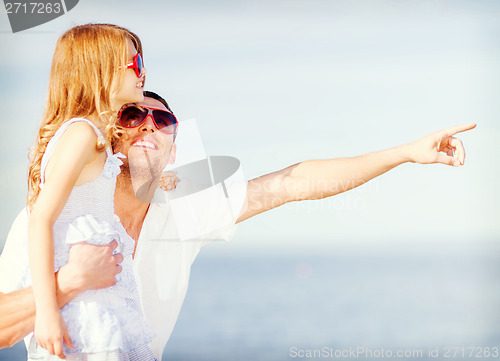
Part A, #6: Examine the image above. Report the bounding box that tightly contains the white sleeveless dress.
[27,118,156,361]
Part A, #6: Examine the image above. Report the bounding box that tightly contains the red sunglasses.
[118,105,178,135]
[121,53,144,78]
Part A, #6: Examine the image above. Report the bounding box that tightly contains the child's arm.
[29,122,104,359]
[0,241,123,349]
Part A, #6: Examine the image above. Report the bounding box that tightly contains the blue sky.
[0,0,498,251]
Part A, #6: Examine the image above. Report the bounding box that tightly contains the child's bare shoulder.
[57,121,102,151]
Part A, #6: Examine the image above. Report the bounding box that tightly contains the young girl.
[27,24,155,360]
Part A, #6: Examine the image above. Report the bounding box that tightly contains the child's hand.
[159,171,179,191]
[35,309,73,359]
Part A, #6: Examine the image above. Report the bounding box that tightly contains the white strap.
[40,118,108,186]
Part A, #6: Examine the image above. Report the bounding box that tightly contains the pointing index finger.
[443,123,477,137]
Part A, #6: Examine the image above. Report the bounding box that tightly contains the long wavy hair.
[27,23,143,209]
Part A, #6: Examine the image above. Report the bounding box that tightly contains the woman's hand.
[406,123,476,166]
[34,309,73,359]
[159,171,179,191]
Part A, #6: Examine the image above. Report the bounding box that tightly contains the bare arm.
[0,288,36,348]
[0,271,81,348]
[237,123,476,222]
[0,241,123,348]
[28,123,106,357]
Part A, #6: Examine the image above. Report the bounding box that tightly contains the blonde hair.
[27,23,143,209]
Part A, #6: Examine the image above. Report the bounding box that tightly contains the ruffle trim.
[59,300,155,354]
[66,214,121,247]
[102,152,126,179]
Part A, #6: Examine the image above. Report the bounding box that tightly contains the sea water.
[1,241,499,361]
[164,241,500,361]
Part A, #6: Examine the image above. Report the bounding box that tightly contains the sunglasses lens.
[153,110,178,134]
[136,53,143,77]
[120,107,147,127]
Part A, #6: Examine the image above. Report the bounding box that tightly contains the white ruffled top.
[30,118,155,359]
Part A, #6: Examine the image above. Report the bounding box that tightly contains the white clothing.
[0,167,246,361]
[23,118,154,360]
